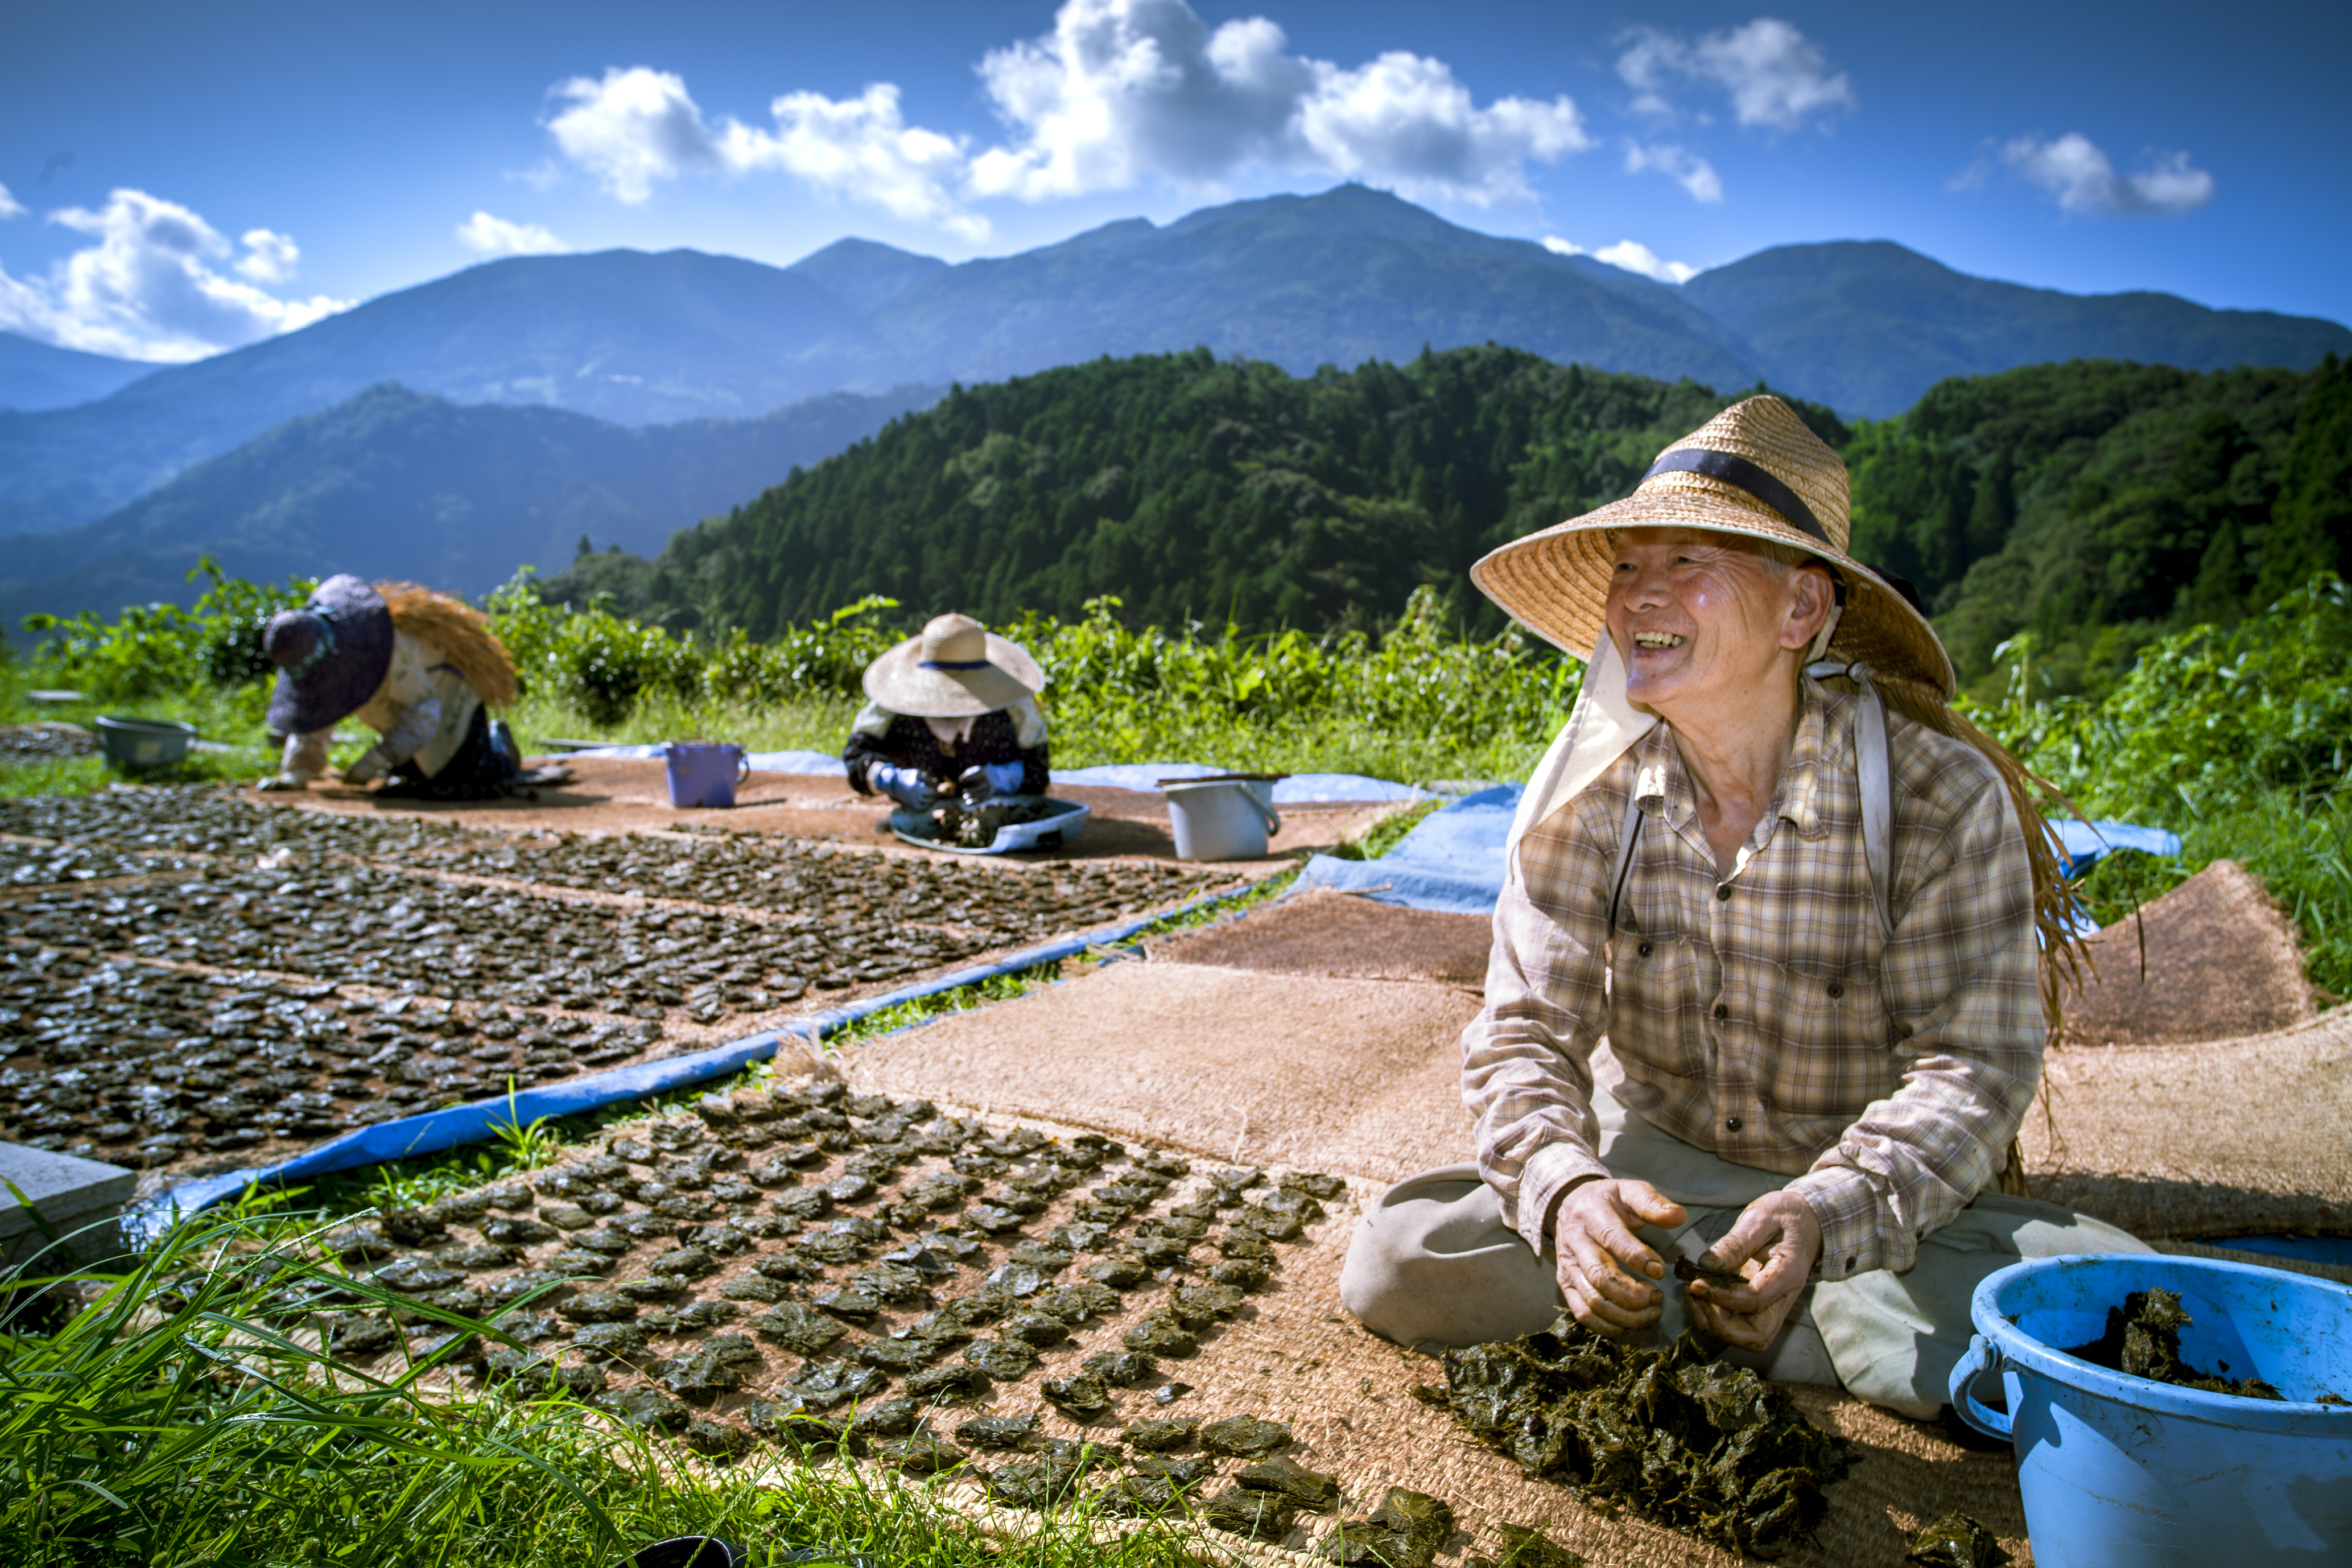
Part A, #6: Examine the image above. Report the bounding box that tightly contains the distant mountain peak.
[785,237,947,315]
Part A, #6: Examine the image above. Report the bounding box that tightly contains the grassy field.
[0,1206,1234,1568]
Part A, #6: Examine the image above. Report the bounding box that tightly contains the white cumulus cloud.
[544,66,983,237]
[726,84,983,240]
[1543,234,1698,285]
[1624,141,1723,203]
[1999,133,2214,216]
[234,228,300,283]
[1593,240,1697,285]
[971,0,1591,206]
[456,211,571,258]
[545,67,724,204]
[0,188,348,362]
[1617,18,1853,131]
[0,182,26,220]
[539,2,1592,231]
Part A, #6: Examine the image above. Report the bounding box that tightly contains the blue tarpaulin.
[559,746,1427,803]
[1053,763,1427,803]
[1291,783,1520,914]
[1293,782,2180,924]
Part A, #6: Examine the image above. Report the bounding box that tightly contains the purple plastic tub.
[664,742,748,808]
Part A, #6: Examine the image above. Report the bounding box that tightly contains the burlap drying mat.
[1153,889,1492,987]
[2061,859,2322,1046]
[843,961,1482,1184]
[249,760,1400,868]
[2025,1004,2352,1239]
[841,963,2034,1565]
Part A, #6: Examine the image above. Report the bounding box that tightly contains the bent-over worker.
[258,575,525,799]
[1338,395,2150,1418]
[844,612,1049,812]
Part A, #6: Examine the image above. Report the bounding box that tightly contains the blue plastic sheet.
[1290,783,1520,914]
[2053,818,2181,877]
[1053,762,1427,803]
[126,877,1276,1241]
[562,749,1420,799]
[1293,782,2180,923]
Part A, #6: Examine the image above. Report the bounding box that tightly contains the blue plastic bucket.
[1949,1253,2352,1566]
[664,742,748,808]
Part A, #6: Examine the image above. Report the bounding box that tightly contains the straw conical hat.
[863,613,1046,717]
[1471,395,1954,696]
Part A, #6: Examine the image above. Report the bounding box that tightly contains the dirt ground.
[258,757,1400,872]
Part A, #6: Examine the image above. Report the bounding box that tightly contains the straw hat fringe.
[375,581,518,708]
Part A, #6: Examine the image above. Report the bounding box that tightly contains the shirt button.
[1637,941,1653,958]
[1724,1115,1742,1131]
[1713,1003,1728,1020]
[1715,884,1731,901]
[1827,981,1845,998]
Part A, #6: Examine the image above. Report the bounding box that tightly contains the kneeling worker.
[1339,395,2150,1419]
[258,575,523,799]
[844,612,1049,812]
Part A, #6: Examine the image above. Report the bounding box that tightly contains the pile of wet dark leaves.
[1430,1326,1850,1560]
[0,723,97,765]
[2065,1286,2342,1404]
[0,787,1231,1170]
[266,1086,1392,1546]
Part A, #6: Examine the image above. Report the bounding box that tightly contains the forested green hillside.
[1850,355,2351,692]
[560,347,2351,695]
[556,348,1841,639]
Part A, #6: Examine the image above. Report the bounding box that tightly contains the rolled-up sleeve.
[1461,799,1619,1254]
[1784,769,2044,1278]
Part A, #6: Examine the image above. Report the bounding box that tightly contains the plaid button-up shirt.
[1463,676,2045,1280]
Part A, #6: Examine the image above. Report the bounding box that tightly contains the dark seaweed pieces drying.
[1201,1414,1291,1456]
[1323,1488,1457,1568]
[956,1413,1042,1451]
[1201,1487,1298,1541]
[2065,1287,2287,1401]
[1235,1455,1340,1510]
[1903,1512,2011,1568]
[1435,1326,1848,1560]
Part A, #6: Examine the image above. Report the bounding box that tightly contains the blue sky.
[2,0,2343,362]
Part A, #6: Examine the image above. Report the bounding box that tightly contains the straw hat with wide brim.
[1471,394,1955,696]
[863,613,1046,717]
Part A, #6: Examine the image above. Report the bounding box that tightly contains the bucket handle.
[736,751,751,783]
[1947,1334,2012,1441]
[1244,784,1281,838]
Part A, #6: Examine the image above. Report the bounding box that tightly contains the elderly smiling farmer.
[1339,395,2149,1418]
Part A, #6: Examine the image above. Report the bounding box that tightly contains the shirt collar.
[1633,677,1841,846]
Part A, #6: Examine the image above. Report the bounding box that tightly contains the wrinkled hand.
[1550,1178,1687,1336]
[1683,1190,1822,1352]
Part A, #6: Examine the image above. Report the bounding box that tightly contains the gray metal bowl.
[94,716,197,769]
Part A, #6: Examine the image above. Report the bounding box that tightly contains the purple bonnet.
[263,575,395,734]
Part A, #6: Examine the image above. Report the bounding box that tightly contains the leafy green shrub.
[20,558,311,702]
[1984,573,2352,819]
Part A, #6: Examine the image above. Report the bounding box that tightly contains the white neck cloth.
[1504,633,1659,886]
